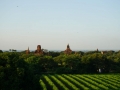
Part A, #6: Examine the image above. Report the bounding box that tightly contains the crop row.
[40,74,120,90]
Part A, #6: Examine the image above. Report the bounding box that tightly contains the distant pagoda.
[35,45,43,55]
[26,47,30,54]
[64,44,72,55]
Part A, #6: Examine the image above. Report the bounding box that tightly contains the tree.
[0,50,3,53]
[0,52,40,90]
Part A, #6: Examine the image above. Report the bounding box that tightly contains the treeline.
[0,52,40,90]
[0,50,120,89]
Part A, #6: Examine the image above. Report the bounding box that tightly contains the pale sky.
[0,0,120,51]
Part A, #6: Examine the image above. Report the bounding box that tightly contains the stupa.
[64,44,72,54]
[35,45,43,55]
[26,47,30,54]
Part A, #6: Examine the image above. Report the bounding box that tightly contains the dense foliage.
[0,52,40,90]
[0,50,120,89]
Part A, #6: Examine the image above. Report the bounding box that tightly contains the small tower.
[64,44,72,55]
[97,48,98,52]
[26,47,30,54]
[35,45,43,55]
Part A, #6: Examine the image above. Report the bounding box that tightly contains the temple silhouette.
[26,44,72,55]
[26,47,30,54]
[34,45,43,55]
[64,44,72,55]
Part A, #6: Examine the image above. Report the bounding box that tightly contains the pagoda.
[35,45,43,55]
[26,47,30,54]
[64,44,72,55]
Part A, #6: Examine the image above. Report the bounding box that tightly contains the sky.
[0,0,120,51]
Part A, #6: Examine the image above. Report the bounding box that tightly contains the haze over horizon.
[0,0,120,50]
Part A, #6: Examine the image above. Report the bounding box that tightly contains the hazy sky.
[0,0,120,51]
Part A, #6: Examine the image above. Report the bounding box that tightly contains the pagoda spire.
[65,44,72,55]
[67,44,70,48]
[28,47,29,51]
[26,46,30,54]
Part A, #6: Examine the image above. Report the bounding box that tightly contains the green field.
[40,74,120,90]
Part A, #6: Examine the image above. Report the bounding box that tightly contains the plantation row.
[40,74,120,90]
